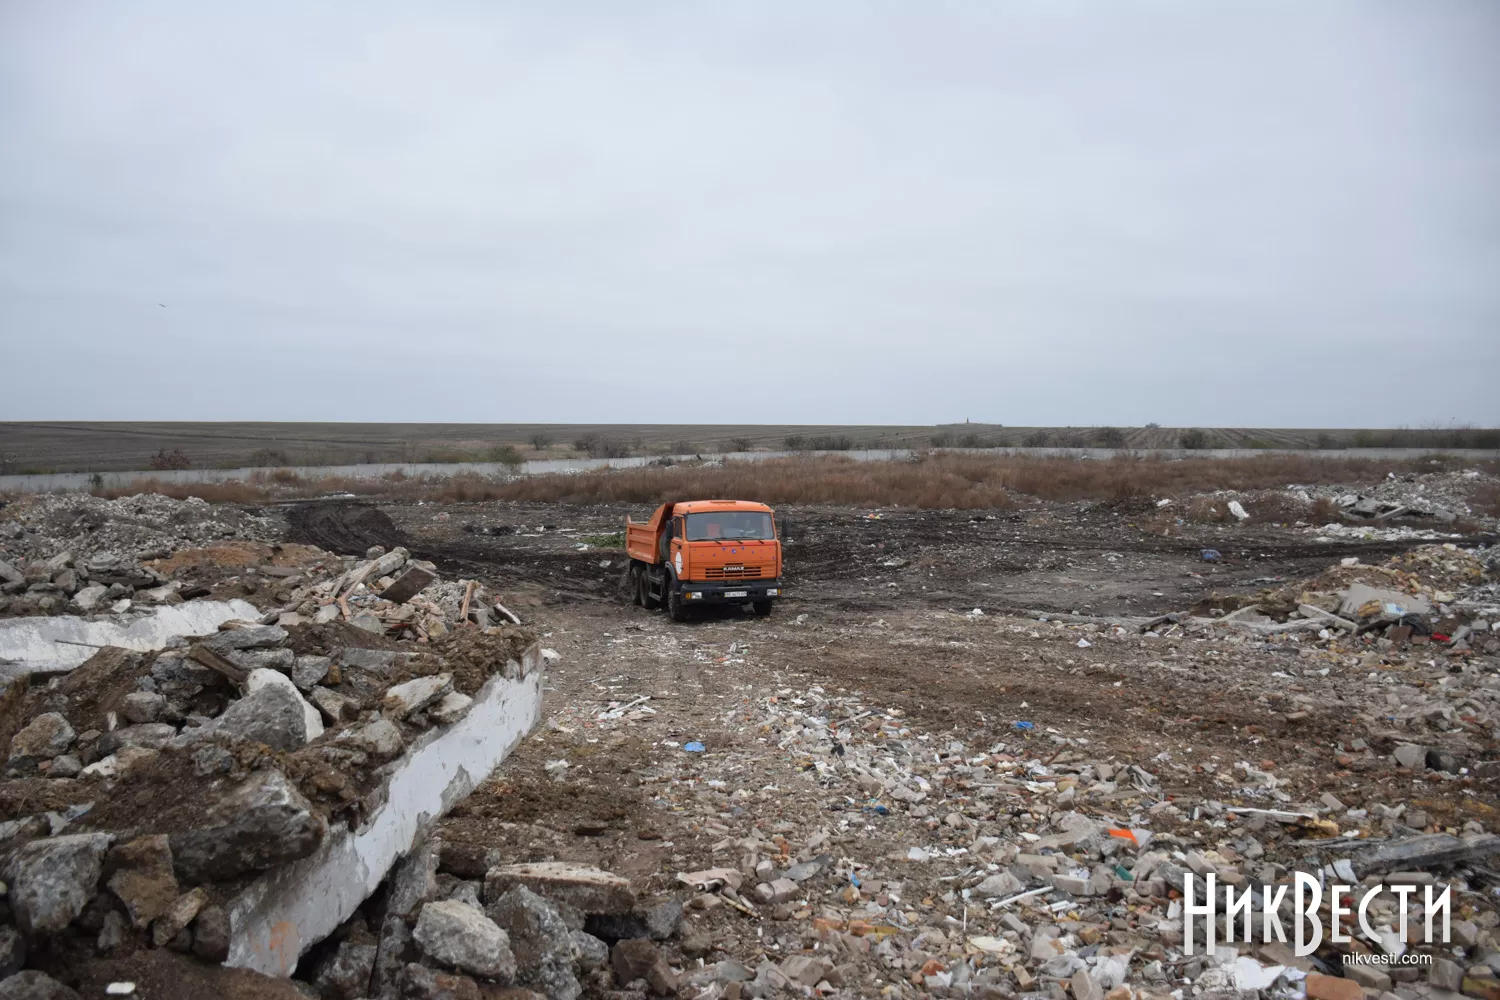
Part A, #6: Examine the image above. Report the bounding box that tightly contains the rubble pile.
[1293,470,1498,526]
[0,492,284,565]
[0,618,536,994]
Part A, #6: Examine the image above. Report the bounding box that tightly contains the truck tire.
[629,565,643,606]
[752,600,774,617]
[667,578,688,622]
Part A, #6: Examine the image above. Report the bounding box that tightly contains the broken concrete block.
[382,566,437,604]
[485,862,635,915]
[310,686,362,724]
[1304,974,1364,1000]
[388,839,442,917]
[1,832,113,934]
[201,625,288,654]
[205,670,320,751]
[0,925,23,979]
[225,647,295,674]
[119,691,168,724]
[170,769,326,882]
[412,899,517,980]
[612,937,661,983]
[337,717,404,756]
[105,834,179,930]
[291,654,331,691]
[1340,583,1432,619]
[71,584,108,612]
[488,886,581,1000]
[0,971,80,1000]
[152,886,208,947]
[7,712,74,761]
[311,939,378,1000]
[383,673,453,717]
[974,871,1025,898]
[1394,744,1427,770]
[768,877,798,903]
[191,904,230,963]
[244,667,323,742]
[429,691,474,726]
[97,722,176,755]
[400,964,481,1000]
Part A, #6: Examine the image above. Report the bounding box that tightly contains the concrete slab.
[0,600,262,679]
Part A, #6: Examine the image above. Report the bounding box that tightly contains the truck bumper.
[676,580,784,604]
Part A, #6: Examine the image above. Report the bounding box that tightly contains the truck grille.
[705,565,764,580]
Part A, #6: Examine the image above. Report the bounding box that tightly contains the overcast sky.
[2,3,1496,427]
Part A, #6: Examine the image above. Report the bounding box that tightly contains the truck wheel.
[752,600,774,617]
[667,582,688,622]
[629,565,643,606]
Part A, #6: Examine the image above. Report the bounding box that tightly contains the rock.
[170,769,326,881]
[192,904,230,963]
[49,754,82,778]
[1,832,112,934]
[401,964,481,1000]
[1072,971,1103,1000]
[488,886,580,1000]
[428,692,474,727]
[572,932,609,973]
[291,655,331,691]
[97,722,176,755]
[201,625,288,653]
[0,926,22,979]
[0,971,81,1000]
[311,687,363,725]
[120,691,169,724]
[313,939,378,1000]
[382,567,438,604]
[0,559,22,585]
[612,938,660,983]
[72,584,109,612]
[1433,959,1467,992]
[1306,973,1365,1000]
[82,746,160,779]
[151,886,208,947]
[484,862,635,915]
[768,877,798,903]
[225,647,296,674]
[644,897,683,940]
[372,914,415,999]
[412,899,517,981]
[1345,964,1392,992]
[1053,874,1091,895]
[337,717,404,756]
[9,713,74,761]
[383,674,453,717]
[1394,744,1427,771]
[96,911,128,953]
[975,871,1025,898]
[206,671,320,751]
[52,568,77,593]
[105,834,178,929]
[389,839,442,917]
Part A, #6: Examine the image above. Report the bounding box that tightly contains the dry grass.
[82,453,1499,511]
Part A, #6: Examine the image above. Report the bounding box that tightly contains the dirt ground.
[272,496,1500,993]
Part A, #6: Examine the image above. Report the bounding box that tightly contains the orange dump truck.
[625,500,783,620]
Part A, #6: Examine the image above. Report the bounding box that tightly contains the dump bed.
[625,503,672,565]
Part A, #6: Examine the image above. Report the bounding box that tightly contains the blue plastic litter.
[1200,549,1221,562]
[683,741,706,753]
[850,871,862,887]
[1013,720,1035,731]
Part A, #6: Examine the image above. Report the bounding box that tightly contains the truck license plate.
[725,590,748,598]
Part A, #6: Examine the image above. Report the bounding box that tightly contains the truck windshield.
[685,512,774,541]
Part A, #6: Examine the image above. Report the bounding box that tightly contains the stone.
[412,899,517,980]
[72,584,109,612]
[645,959,679,996]
[0,559,23,585]
[206,671,319,750]
[96,911,128,954]
[975,871,1025,898]
[383,674,453,717]
[225,647,296,674]
[311,686,363,725]
[0,971,81,1000]
[0,926,22,979]
[49,754,82,778]
[488,886,580,1000]
[371,914,415,999]
[484,862,635,915]
[388,839,442,917]
[291,654,331,691]
[170,769,326,881]
[1053,874,1091,896]
[97,722,177,755]
[51,568,77,593]
[612,938,661,983]
[429,692,474,726]
[1433,959,1467,992]
[1,832,112,934]
[337,717,404,756]
[1072,972,1103,1000]
[1346,964,1392,991]
[9,712,74,760]
[1306,973,1365,1000]
[192,904,230,963]
[119,691,169,724]
[243,667,323,739]
[382,567,438,604]
[644,897,683,940]
[105,834,178,929]
[1394,744,1427,771]
[782,955,831,987]
[573,931,609,973]
[201,625,288,653]
[312,939,378,1000]
[401,964,481,1000]
[768,877,798,903]
[151,886,208,947]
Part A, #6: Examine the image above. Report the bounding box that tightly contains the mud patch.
[282,501,407,556]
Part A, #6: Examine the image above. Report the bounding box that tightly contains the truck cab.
[625,500,783,620]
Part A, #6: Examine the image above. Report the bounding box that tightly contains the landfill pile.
[0,615,537,995]
[0,492,285,564]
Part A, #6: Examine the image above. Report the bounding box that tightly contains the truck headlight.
[688,592,702,600]
[766,588,779,596]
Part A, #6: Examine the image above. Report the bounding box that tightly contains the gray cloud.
[2,2,1497,425]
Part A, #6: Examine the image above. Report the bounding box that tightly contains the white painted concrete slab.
[0,600,262,677]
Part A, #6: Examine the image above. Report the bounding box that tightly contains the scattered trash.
[1200,548,1221,561]
[1013,720,1035,731]
[683,741,706,753]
